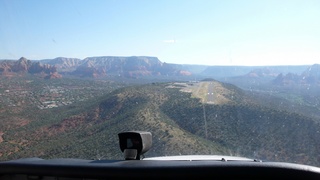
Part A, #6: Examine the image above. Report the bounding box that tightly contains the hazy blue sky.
[1,0,320,65]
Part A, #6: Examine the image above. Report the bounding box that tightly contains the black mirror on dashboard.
[118,131,152,160]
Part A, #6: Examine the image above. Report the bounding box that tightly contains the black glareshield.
[118,131,152,160]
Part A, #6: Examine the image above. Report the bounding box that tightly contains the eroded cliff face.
[70,56,192,78]
[0,57,61,79]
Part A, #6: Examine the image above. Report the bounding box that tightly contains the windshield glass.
[1,0,320,167]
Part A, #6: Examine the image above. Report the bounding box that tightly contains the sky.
[0,0,320,66]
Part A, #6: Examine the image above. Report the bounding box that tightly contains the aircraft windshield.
[0,0,320,167]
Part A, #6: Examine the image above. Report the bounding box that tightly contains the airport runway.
[207,82,214,103]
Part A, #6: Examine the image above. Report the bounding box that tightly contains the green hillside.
[162,81,320,166]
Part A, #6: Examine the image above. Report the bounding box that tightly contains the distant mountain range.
[243,67,281,78]
[41,56,192,78]
[1,57,319,85]
[273,64,320,85]
[207,64,320,88]
[200,65,309,78]
[37,57,320,83]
